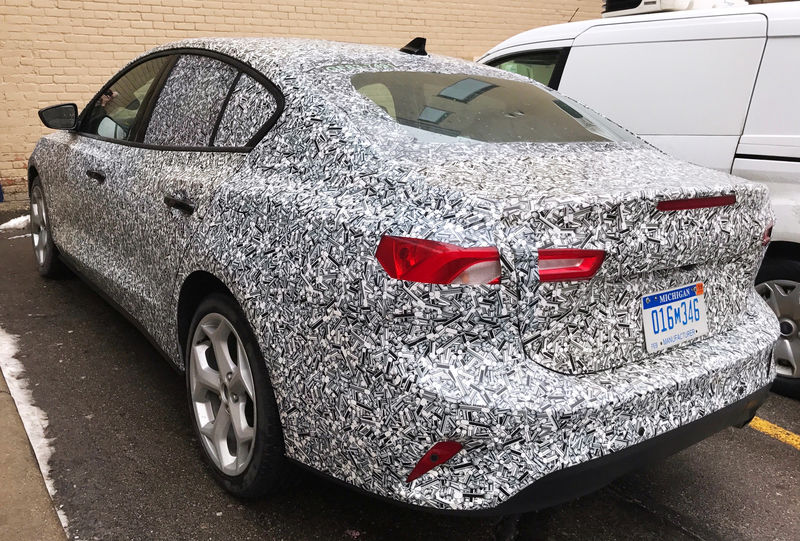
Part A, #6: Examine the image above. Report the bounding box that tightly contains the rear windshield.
[351,71,636,144]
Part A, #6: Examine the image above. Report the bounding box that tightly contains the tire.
[185,292,287,497]
[29,177,65,278]
[755,257,800,400]
[771,374,800,400]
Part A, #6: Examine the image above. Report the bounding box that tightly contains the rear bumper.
[486,384,770,516]
[283,290,778,514]
[392,290,778,513]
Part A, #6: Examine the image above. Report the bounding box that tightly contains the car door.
[93,52,282,343]
[51,54,174,284]
[733,33,800,245]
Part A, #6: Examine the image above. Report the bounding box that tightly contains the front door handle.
[164,191,196,215]
[86,170,105,183]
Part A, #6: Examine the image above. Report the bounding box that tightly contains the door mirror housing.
[38,103,78,130]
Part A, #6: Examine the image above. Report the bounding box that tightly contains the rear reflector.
[406,441,463,483]
[376,235,501,285]
[656,194,736,211]
[538,249,605,282]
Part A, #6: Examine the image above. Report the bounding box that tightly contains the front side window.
[351,71,635,145]
[81,56,172,141]
[489,49,567,88]
[144,55,238,147]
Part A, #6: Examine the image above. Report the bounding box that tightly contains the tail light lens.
[763,222,773,246]
[376,235,501,285]
[538,248,605,282]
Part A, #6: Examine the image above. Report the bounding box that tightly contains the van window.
[489,49,569,89]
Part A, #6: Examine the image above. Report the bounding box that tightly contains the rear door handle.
[164,191,196,215]
[86,170,105,183]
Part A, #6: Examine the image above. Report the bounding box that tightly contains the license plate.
[642,282,708,353]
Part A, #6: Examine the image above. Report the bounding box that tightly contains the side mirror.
[38,103,78,130]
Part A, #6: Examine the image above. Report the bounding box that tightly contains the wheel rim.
[30,185,49,266]
[189,313,257,476]
[757,280,800,378]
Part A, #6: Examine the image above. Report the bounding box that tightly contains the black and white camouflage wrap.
[145,54,238,147]
[214,73,278,147]
[29,38,779,512]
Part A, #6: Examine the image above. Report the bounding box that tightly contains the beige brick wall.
[0,0,601,205]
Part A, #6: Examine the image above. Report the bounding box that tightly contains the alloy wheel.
[30,185,49,266]
[189,313,257,476]
[757,280,800,378]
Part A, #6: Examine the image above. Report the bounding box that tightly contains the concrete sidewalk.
[0,339,65,540]
[0,207,63,540]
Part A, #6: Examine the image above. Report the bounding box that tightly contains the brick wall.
[0,0,602,208]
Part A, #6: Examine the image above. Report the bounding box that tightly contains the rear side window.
[489,49,569,89]
[144,55,238,147]
[81,56,172,141]
[351,71,636,144]
[212,73,278,147]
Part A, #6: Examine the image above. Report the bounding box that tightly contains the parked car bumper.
[383,290,778,513]
[477,383,770,515]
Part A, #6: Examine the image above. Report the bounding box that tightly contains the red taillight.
[763,223,773,246]
[376,235,501,285]
[538,248,605,282]
[656,194,736,211]
[406,441,463,483]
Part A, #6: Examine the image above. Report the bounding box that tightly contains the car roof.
[480,2,800,61]
[145,37,498,89]
[137,37,565,144]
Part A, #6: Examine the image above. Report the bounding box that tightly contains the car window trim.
[76,47,286,153]
[548,47,571,90]
[130,55,179,143]
[209,70,242,147]
[77,53,175,139]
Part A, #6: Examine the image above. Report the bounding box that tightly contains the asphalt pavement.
[0,212,798,541]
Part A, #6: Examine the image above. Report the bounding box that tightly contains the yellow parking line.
[749,417,800,451]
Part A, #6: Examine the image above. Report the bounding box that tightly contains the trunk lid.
[413,143,772,374]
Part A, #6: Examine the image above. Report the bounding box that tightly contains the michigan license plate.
[642,282,708,353]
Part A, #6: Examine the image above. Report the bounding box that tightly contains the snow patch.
[7,233,31,240]
[0,214,30,231]
[0,327,69,532]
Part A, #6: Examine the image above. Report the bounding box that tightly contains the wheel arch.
[765,241,800,263]
[28,163,39,194]
[177,270,236,364]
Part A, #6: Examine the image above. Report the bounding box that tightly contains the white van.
[480,1,800,396]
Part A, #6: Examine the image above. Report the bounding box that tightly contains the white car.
[480,1,800,397]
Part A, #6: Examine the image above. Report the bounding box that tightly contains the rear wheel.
[756,257,800,399]
[29,177,64,277]
[186,293,287,497]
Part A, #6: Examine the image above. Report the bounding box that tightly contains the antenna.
[568,7,579,23]
[400,37,428,56]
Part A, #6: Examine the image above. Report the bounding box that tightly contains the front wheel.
[29,177,64,277]
[756,257,800,399]
[186,292,287,497]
